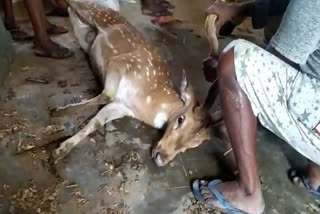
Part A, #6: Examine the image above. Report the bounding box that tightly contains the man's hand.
[203,57,218,83]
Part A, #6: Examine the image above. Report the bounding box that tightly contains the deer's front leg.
[52,101,133,164]
[53,93,111,113]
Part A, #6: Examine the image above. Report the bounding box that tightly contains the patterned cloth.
[229,39,320,165]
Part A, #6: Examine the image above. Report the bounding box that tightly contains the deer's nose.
[152,142,163,157]
[154,153,165,167]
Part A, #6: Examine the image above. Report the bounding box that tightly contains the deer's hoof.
[52,143,73,165]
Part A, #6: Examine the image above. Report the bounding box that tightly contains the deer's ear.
[180,69,194,105]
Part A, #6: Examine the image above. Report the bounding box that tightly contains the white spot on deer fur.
[126,64,130,70]
[161,103,167,108]
[153,112,167,129]
[146,96,151,104]
[138,65,141,69]
[153,70,156,75]
[146,71,149,76]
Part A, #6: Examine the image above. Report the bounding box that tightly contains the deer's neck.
[153,99,183,129]
[136,87,183,129]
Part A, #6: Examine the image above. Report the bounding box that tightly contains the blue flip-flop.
[301,176,320,197]
[288,169,320,197]
[192,179,264,214]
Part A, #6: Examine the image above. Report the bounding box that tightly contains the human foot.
[7,27,33,41]
[34,39,73,59]
[4,22,32,41]
[141,0,174,17]
[46,22,68,35]
[192,179,265,214]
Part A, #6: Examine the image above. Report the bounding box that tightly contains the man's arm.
[252,0,290,29]
[270,0,320,65]
[206,0,290,34]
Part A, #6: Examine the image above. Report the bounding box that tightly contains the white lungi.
[229,39,320,165]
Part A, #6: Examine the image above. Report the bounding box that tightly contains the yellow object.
[106,91,115,99]
[205,14,219,57]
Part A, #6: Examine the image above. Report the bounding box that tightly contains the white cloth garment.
[229,39,320,165]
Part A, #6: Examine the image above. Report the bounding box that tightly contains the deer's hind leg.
[52,100,133,164]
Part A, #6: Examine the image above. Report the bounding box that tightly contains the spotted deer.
[53,0,224,166]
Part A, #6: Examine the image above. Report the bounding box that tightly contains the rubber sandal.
[288,169,320,197]
[192,179,264,214]
[8,27,33,41]
[302,177,320,196]
[47,24,68,35]
[34,44,73,59]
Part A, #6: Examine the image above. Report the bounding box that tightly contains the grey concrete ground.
[0,19,13,85]
[0,0,319,214]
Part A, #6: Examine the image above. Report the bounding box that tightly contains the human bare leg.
[195,47,264,214]
[38,0,68,35]
[2,0,32,41]
[23,0,73,59]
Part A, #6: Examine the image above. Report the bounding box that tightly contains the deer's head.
[152,71,217,166]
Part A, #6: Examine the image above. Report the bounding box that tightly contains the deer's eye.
[174,115,185,129]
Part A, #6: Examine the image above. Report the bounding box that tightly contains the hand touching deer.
[52,0,219,166]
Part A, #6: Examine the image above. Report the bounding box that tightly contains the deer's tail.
[67,0,120,27]
[67,0,121,52]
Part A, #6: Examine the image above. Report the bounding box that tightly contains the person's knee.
[218,39,257,80]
